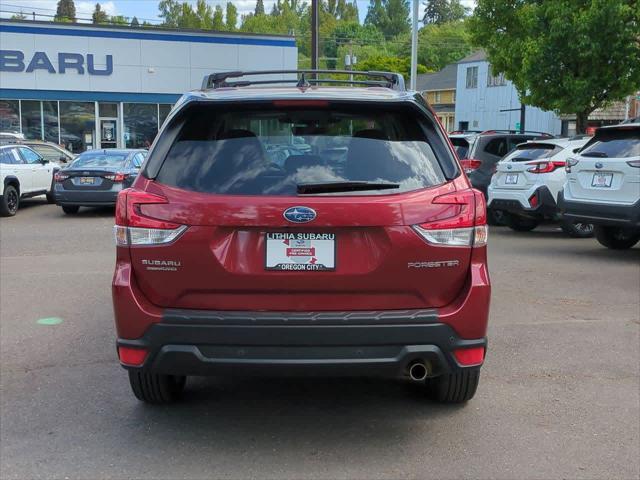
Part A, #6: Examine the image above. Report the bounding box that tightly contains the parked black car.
[54,149,146,214]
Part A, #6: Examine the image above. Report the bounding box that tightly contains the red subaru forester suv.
[112,70,490,404]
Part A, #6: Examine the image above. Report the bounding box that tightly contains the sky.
[1,0,476,25]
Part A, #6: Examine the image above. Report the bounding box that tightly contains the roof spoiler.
[201,70,406,91]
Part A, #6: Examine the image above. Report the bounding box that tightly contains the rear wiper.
[581,151,608,158]
[297,181,400,194]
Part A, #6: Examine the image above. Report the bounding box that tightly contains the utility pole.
[519,103,525,133]
[410,0,419,90]
[311,0,319,71]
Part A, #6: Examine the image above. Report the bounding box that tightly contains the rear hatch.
[126,100,475,312]
[568,127,640,205]
[493,142,566,190]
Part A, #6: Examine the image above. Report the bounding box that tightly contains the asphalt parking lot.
[1,197,638,480]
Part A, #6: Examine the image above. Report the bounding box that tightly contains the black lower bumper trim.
[118,309,485,378]
[489,186,557,218]
[558,192,640,227]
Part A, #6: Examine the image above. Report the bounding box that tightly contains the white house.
[454,51,561,135]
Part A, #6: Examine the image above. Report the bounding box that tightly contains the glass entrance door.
[98,103,119,149]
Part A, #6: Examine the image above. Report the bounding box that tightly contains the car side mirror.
[40,158,50,164]
[60,155,68,163]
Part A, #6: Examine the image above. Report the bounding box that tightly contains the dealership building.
[0,20,297,153]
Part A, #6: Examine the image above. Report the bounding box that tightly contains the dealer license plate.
[591,173,613,188]
[505,173,519,185]
[265,232,336,271]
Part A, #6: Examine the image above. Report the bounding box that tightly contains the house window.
[465,66,478,89]
[487,71,507,87]
[434,91,442,103]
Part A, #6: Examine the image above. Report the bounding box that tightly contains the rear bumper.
[54,188,120,206]
[117,311,486,377]
[488,186,556,218]
[558,192,640,228]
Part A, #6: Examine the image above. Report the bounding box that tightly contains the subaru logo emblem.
[595,162,603,169]
[283,206,316,223]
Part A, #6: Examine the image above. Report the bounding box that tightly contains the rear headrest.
[353,129,388,140]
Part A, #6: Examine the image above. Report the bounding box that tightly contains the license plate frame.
[505,173,519,185]
[591,172,613,188]
[265,232,336,271]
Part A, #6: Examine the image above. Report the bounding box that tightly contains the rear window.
[505,143,564,162]
[580,129,640,158]
[155,104,451,196]
[450,137,470,159]
[71,153,128,168]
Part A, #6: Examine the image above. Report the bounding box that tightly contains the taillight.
[627,160,640,168]
[114,189,187,246]
[565,157,580,173]
[460,159,482,173]
[104,172,128,182]
[54,172,69,182]
[413,189,488,247]
[526,160,565,174]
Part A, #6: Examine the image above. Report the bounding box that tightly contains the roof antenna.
[297,72,310,89]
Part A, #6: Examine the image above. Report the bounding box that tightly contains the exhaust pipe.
[408,361,428,381]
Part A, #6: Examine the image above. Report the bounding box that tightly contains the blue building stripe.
[0,24,296,48]
[0,89,181,103]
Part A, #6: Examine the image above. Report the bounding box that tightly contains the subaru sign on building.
[0,20,297,152]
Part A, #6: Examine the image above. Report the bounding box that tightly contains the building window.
[159,104,173,129]
[434,91,442,103]
[487,71,507,87]
[465,66,478,89]
[452,91,456,102]
[59,101,96,153]
[21,100,42,140]
[43,101,59,144]
[124,103,158,149]
[0,100,20,134]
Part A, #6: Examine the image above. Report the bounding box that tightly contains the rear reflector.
[528,193,539,208]
[453,347,485,366]
[118,346,148,366]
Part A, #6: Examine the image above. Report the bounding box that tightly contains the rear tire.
[594,226,640,250]
[504,213,539,232]
[425,368,480,403]
[62,205,80,214]
[0,185,19,217]
[128,371,186,404]
[560,219,594,238]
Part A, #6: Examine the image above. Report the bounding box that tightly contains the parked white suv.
[559,124,640,249]
[487,137,592,237]
[0,144,58,216]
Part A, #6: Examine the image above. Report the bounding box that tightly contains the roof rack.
[480,129,553,137]
[201,70,406,91]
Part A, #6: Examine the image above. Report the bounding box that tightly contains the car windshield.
[71,153,128,168]
[156,104,451,196]
[580,129,640,158]
[506,143,565,162]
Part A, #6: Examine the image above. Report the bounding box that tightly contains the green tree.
[10,11,27,20]
[255,0,265,16]
[195,0,213,29]
[358,54,428,80]
[470,0,640,133]
[131,16,140,27]
[422,0,467,25]
[109,15,130,25]
[213,5,225,30]
[226,2,238,30]
[92,3,109,24]
[55,0,77,22]
[364,0,410,38]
